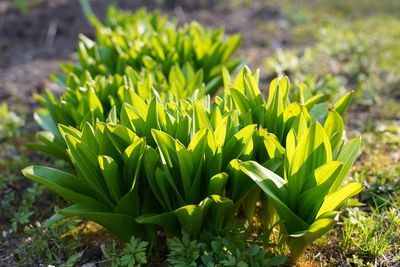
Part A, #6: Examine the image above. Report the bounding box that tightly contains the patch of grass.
[266,25,381,104]
[0,134,56,232]
[340,207,400,265]
[304,204,400,266]
[13,218,83,266]
[11,183,45,232]
[262,1,400,265]
[350,121,400,208]
[266,0,400,106]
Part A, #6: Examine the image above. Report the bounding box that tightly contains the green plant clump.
[33,5,242,159]
[24,66,362,261]
[22,2,364,263]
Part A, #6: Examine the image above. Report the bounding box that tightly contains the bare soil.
[0,0,285,110]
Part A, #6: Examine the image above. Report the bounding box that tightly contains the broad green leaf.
[226,160,255,203]
[304,94,324,110]
[283,103,301,126]
[187,128,208,162]
[143,147,168,210]
[297,161,343,222]
[334,91,354,116]
[136,212,179,235]
[309,103,328,124]
[107,106,118,124]
[236,160,308,233]
[323,110,344,150]
[58,202,143,241]
[154,167,175,211]
[115,189,141,217]
[174,197,213,236]
[265,78,284,141]
[229,88,252,119]
[243,71,263,106]
[263,133,285,159]
[29,131,68,160]
[288,123,332,207]
[120,103,147,136]
[151,130,185,202]
[122,138,146,190]
[222,124,256,167]
[106,124,138,146]
[98,155,122,204]
[209,195,234,231]
[317,182,363,218]
[287,218,336,261]
[176,146,193,199]
[22,166,96,204]
[193,102,212,132]
[65,134,112,206]
[208,172,228,195]
[222,67,231,88]
[287,109,309,145]
[331,137,361,191]
[33,110,61,138]
[59,124,82,140]
[278,76,290,108]
[81,123,100,153]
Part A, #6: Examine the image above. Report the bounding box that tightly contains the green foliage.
[167,231,202,266]
[166,230,287,267]
[340,207,400,263]
[23,93,259,238]
[5,0,398,265]
[24,66,361,262]
[14,219,83,266]
[0,122,39,233]
[23,123,149,239]
[353,122,400,209]
[236,134,362,260]
[33,5,242,159]
[200,237,287,267]
[107,236,149,267]
[19,4,363,262]
[76,3,242,94]
[222,69,362,260]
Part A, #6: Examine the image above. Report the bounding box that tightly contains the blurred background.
[1,0,400,111]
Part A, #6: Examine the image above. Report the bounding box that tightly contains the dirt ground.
[0,0,285,111]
